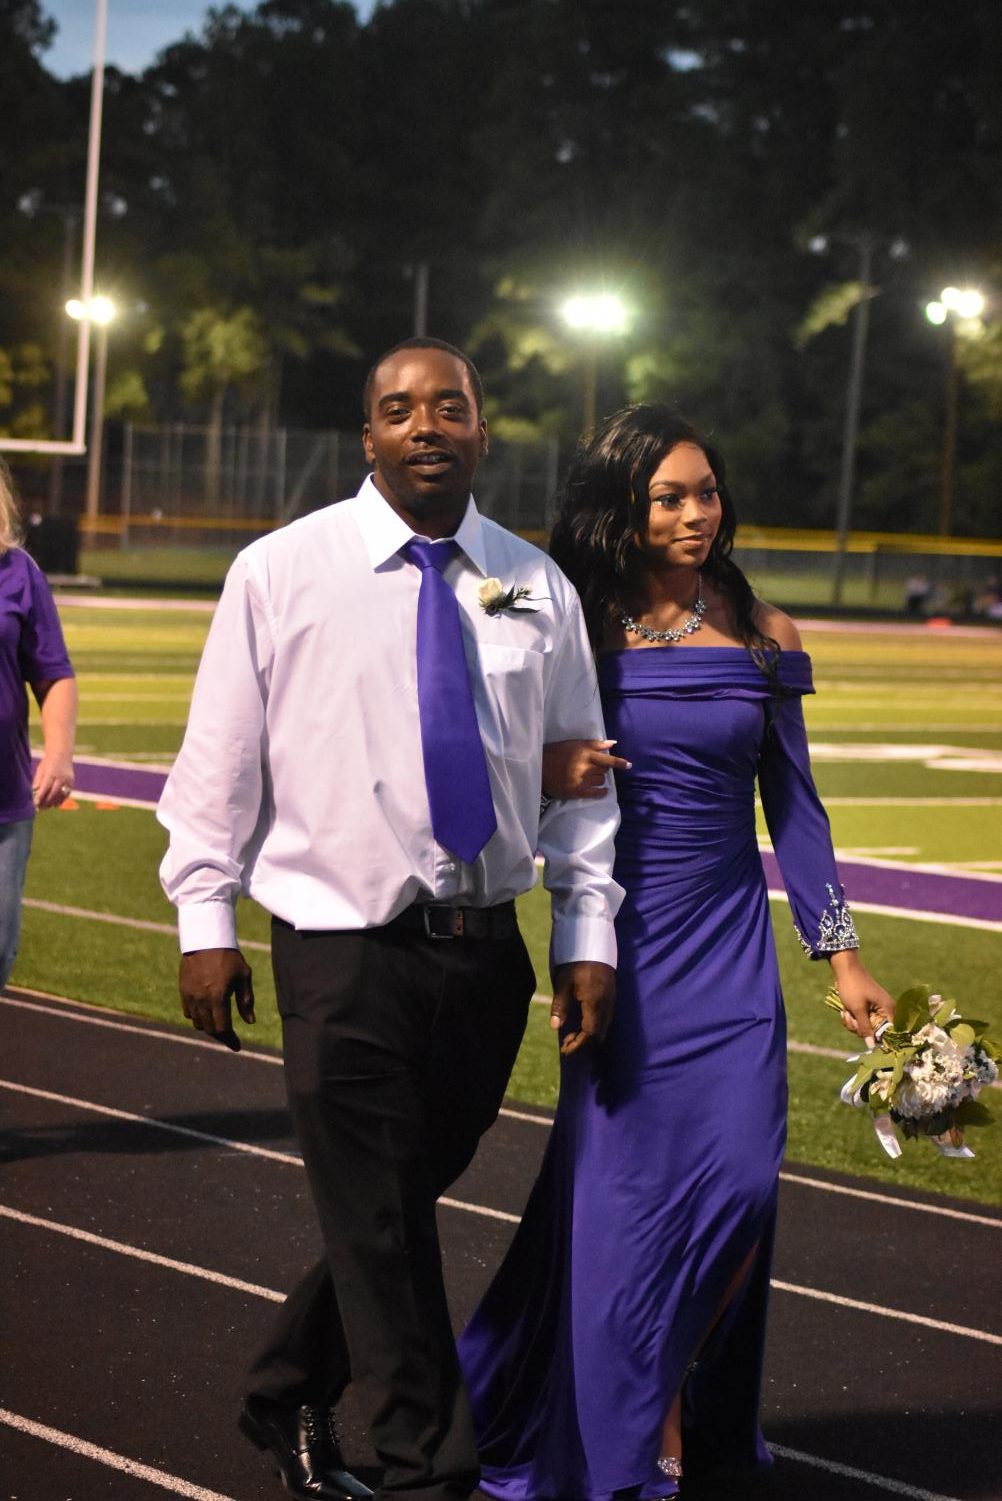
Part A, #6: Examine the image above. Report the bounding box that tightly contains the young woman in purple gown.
[457,406,893,1497]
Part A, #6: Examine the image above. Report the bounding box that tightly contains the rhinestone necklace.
[618,573,706,644]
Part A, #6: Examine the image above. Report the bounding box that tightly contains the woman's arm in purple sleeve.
[757,692,859,960]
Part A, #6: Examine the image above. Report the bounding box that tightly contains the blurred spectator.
[904,574,931,614]
[974,575,1002,619]
[0,461,78,990]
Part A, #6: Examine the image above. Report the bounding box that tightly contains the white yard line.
[809,723,1002,732]
[20,899,271,950]
[811,796,1002,806]
[50,791,167,811]
[0,1407,241,1501]
[62,751,176,774]
[20,890,1000,954]
[796,619,1002,639]
[833,899,1002,933]
[53,593,217,612]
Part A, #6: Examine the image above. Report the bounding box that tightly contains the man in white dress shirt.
[158,339,622,1501]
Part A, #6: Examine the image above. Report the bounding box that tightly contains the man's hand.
[179,948,255,1052]
[542,739,631,800]
[549,961,615,1054]
[31,751,74,809]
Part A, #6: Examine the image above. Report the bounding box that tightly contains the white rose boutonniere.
[478,577,543,616]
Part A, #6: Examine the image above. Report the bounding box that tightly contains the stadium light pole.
[808,231,908,605]
[559,292,631,433]
[67,294,117,526]
[925,286,985,536]
[0,0,107,457]
[830,236,873,607]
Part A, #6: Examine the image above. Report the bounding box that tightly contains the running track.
[1,985,1000,1501]
[8,754,999,1498]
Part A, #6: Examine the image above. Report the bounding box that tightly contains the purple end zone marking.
[48,758,169,805]
[761,851,1001,924]
[50,759,1001,924]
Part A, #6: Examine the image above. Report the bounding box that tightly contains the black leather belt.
[390,900,518,941]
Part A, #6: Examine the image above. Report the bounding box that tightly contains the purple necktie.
[403,538,497,863]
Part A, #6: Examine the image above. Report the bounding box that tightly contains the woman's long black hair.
[549,403,780,681]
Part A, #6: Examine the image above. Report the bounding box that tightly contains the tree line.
[3,0,1001,534]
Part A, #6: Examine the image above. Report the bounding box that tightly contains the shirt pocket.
[475,643,545,764]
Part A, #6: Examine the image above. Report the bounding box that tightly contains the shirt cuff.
[177,900,238,953]
[550,915,618,969]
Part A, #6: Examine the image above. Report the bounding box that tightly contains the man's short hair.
[362,337,484,420]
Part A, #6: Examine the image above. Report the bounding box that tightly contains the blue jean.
[0,817,33,990]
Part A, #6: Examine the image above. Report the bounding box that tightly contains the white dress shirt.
[158,477,623,965]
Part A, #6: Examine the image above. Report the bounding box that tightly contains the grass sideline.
[78,542,1002,616]
[13,605,1002,1206]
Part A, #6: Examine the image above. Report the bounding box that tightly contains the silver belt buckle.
[423,905,465,939]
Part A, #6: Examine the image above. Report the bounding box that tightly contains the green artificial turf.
[11,608,1002,1206]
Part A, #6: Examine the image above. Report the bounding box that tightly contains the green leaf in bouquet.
[849,1054,889,1089]
[920,1108,954,1137]
[948,1023,976,1050]
[953,1099,994,1129]
[880,1029,916,1051]
[933,998,958,1027]
[893,986,930,1035]
[963,1024,998,1053]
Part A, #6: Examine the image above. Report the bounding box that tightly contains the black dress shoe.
[239,1398,374,1501]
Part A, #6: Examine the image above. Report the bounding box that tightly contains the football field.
[13,599,1002,1205]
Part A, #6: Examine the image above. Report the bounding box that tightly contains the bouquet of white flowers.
[826,984,998,1160]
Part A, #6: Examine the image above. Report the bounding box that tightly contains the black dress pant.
[246,915,536,1501]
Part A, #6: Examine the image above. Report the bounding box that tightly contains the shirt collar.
[348,474,488,576]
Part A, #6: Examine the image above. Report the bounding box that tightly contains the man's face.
[362,348,487,531]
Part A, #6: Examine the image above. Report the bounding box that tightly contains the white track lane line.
[0,1079,302,1165]
[0,1406,240,1501]
[767,1443,964,1501]
[5,992,1002,1228]
[0,1205,284,1300]
[769,1279,1002,1346]
[9,991,1001,1083]
[776,1171,1002,1230]
[4,1077,1001,1343]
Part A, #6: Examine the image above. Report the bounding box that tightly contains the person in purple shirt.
[0,462,77,989]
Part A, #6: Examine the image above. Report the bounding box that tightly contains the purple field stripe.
[53,758,1002,923]
[762,851,1001,924]
[68,759,167,805]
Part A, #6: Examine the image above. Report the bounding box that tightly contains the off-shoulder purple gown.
[458,649,857,1500]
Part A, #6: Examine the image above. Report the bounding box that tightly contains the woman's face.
[638,442,722,570]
